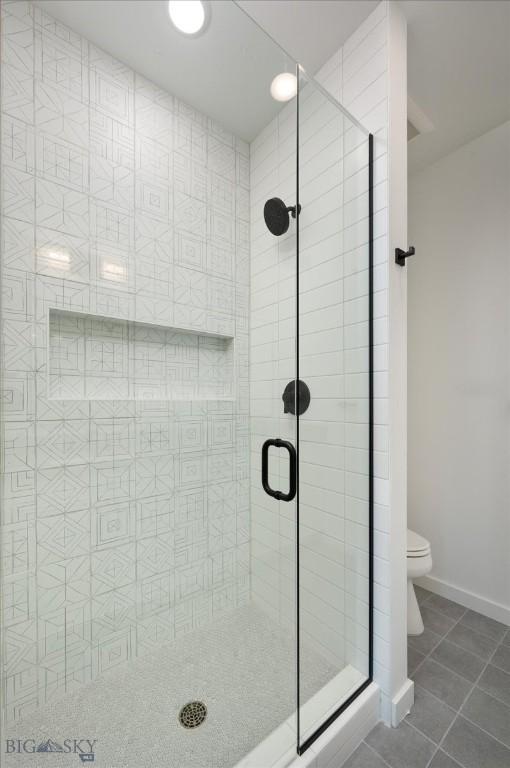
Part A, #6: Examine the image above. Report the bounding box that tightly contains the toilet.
[407,529,432,635]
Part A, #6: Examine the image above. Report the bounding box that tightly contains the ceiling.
[35,0,376,142]
[36,0,292,141]
[36,1,510,166]
[238,1,379,74]
[402,0,510,173]
[246,0,510,172]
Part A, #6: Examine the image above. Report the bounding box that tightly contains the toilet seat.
[407,529,431,558]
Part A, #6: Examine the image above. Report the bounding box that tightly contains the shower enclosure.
[0,1,373,765]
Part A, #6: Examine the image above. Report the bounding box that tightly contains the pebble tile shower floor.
[3,604,336,768]
[345,588,510,768]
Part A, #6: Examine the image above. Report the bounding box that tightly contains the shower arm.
[287,204,301,219]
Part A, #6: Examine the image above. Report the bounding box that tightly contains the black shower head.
[264,198,301,236]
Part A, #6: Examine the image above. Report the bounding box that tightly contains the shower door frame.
[294,69,375,756]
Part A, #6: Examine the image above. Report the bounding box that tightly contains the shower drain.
[178,701,207,729]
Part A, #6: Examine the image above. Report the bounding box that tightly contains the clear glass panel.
[0,1,372,764]
[297,68,371,749]
[0,1,299,766]
[250,71,299,757]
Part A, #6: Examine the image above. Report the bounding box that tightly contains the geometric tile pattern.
[0,0,250,722]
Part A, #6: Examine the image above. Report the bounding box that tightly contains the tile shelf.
[48,307,235,402]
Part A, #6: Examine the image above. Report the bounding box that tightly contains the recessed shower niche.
[48,308,235,401]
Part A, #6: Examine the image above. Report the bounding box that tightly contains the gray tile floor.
[344,587,510,768]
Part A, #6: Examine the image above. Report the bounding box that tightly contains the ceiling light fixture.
[168,0,208,36]
[270,72,297,103]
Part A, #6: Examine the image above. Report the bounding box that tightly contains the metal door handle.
[261,438,297,502]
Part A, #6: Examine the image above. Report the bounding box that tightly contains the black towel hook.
[395,246,415,266]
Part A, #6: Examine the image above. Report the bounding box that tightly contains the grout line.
[485,658,510,676]
[342,41,387,90]
[473,676,510,710]
[426,750,464,768]
[361,738,394,768]
[423,632,507,768]
[413,652,482,689]
[401,718,438,748]
[342,13,387,66]
[429,633,499,664]
[407,606,472,768]
[371,600,510,768]
[407,608,466,679]
[457,710,510,752]
[443,619,504,648]
[408,629,442,654]
[407,676,510,754]
[407,682,458,717]
[411,658,510,716]
[342,70,386,117]
[417,591,432,606]
[423,601,468,624]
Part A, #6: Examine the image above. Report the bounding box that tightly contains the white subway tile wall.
[249,0,390,705]
[0,0,250,721]
[249,90,297,639]
[339,1,391,715]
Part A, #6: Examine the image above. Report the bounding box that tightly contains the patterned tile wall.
[0,0,250,722]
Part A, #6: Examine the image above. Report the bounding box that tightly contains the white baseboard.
[417,575,510,626]
[391,678,414,726]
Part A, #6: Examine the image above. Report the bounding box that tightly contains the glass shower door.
[249,78,300,761]
[296,68,372,753]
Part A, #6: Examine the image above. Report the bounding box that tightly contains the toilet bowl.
[407,529,432,636]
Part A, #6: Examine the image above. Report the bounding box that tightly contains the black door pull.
[261,438,297,502]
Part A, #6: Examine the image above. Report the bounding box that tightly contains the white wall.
[408,120,510,624]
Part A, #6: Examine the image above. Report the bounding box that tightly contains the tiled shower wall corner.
[249,0,389,678]
[249,86,369,673]
[249,94,299,651]
[249,87,350,674]
[0,0,250,722]
[334,1,391,718]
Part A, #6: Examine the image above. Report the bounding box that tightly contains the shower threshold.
[235,665,366,768]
